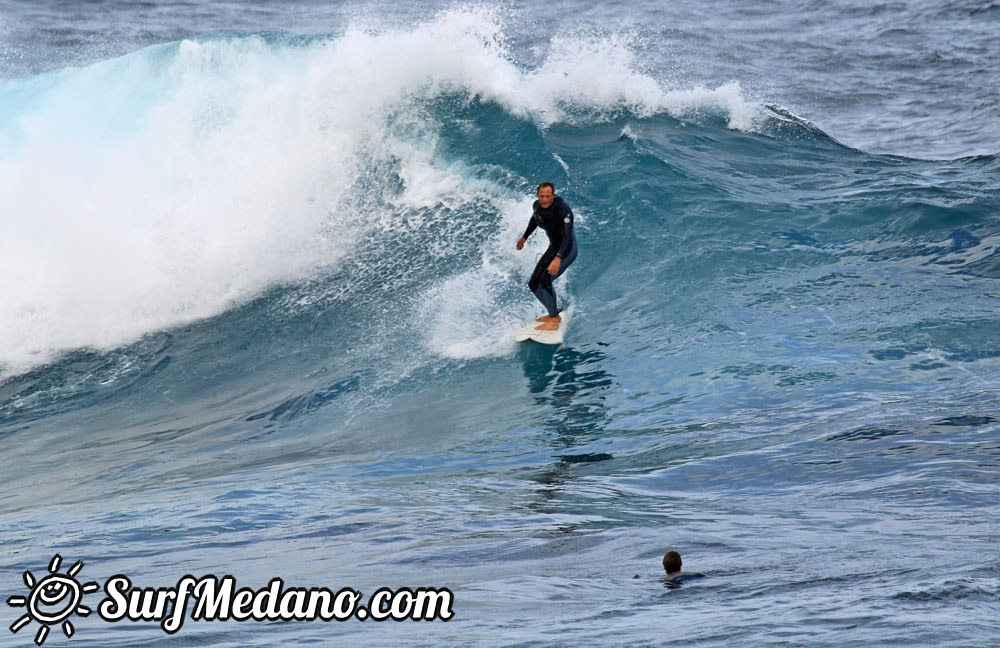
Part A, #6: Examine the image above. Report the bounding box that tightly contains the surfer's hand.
[516,237,526,250]
[548,257,561,275]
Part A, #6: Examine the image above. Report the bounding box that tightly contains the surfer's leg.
[528,253,559,318]
[533,282,559,318]
[537,244,577,317]
[552,244,577,280]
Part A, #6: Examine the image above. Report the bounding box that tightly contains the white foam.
[0,7,762,375]
[1,37,357,375]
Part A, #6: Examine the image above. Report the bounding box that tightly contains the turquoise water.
[1,3,998,646]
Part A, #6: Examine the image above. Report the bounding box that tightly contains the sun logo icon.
[7,555,99,646]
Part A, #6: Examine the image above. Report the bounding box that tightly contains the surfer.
[662,551,706,583]
[516,182,578,331]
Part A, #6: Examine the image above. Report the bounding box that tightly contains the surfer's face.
[537,186,555,208]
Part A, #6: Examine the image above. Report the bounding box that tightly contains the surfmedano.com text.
[99,575,454,633]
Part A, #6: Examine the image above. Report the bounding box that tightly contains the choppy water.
[2,1,998,646]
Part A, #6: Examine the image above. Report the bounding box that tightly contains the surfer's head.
[536,182,555,209]
[662,551,682,573]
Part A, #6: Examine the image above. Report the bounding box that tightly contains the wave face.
[2,7,999,648]
[0,10,765,375]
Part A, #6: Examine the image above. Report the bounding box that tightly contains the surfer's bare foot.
[535,315,555,322]
[535,316,560,331]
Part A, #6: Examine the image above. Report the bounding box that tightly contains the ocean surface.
[2,1,999,646]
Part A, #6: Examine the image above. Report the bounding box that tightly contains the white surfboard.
[515,311,570,345]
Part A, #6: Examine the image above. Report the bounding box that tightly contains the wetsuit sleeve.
[556,205,574,258]
[522,215,538,240]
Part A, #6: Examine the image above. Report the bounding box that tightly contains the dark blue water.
[2,2,998,646]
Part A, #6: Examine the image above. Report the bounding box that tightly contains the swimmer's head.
[662,550,682,573]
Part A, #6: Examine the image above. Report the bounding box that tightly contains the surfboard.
[515,311,570,345]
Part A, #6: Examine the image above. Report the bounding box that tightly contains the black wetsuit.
[522,195,578,318]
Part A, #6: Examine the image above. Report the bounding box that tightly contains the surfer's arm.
[517,216,538,250]
[522,217,538,240]
[555,207,574,259]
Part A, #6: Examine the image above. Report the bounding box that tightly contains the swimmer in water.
[663,550,706,583]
